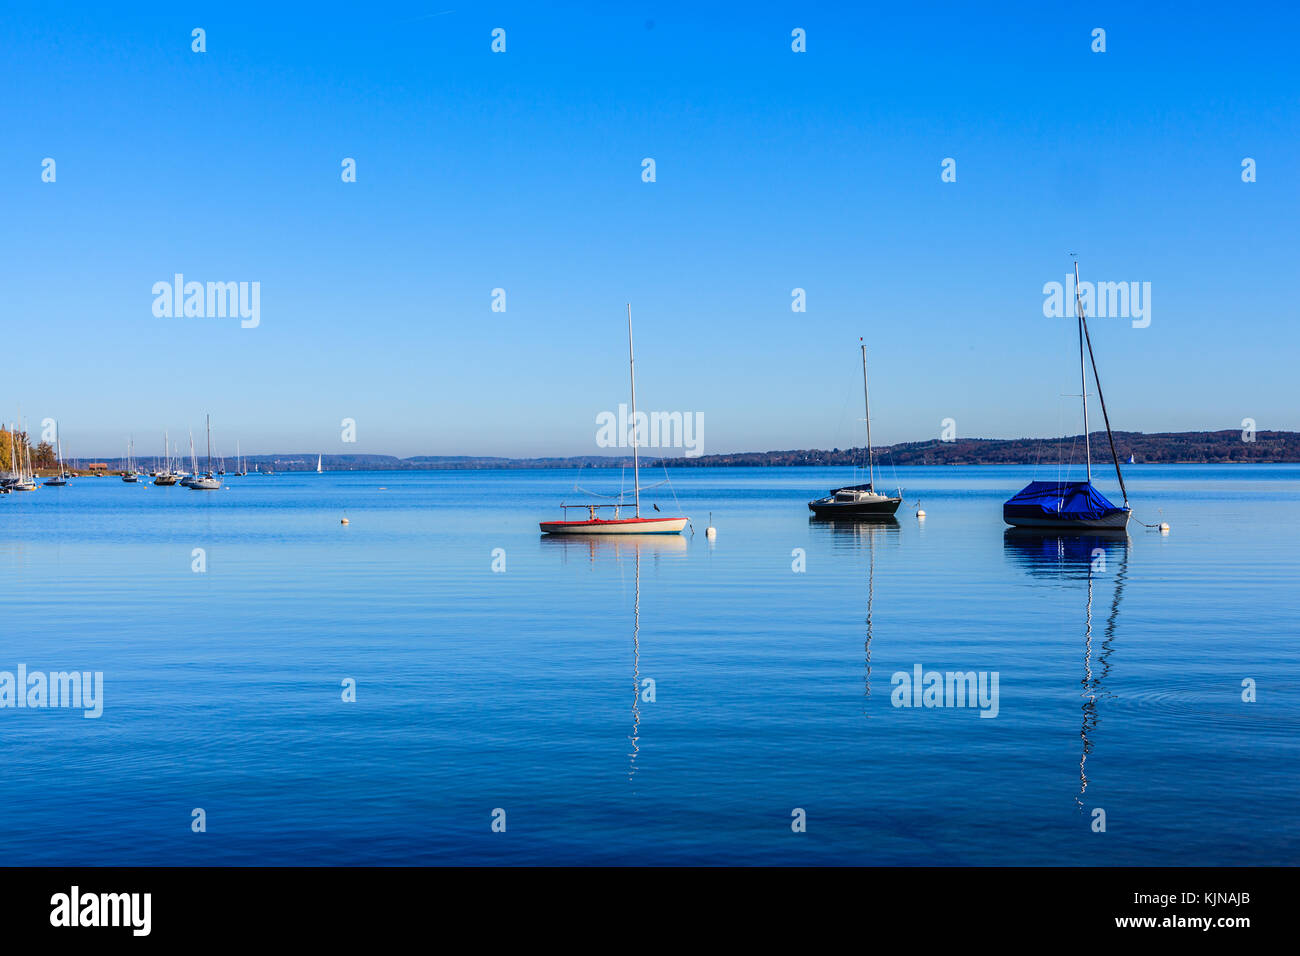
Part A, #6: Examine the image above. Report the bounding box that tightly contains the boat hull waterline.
[808,494,903,518]
[539,516,688,535]
[1002,509,1131,531]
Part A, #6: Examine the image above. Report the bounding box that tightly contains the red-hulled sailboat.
[540,306,689,536]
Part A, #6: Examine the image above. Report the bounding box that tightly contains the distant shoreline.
[52,429,1300,471]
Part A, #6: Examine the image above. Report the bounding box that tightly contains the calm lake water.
[1,465,1296,865]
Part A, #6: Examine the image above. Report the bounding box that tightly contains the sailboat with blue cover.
[1003,261,1131,531]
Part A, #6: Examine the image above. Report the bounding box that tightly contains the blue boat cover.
[1003,480,1123,522]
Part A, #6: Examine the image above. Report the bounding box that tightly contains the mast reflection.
[630,545,641,782]
[1003,528,1129,806]
[540,533,685,782]
[810,515,900,715]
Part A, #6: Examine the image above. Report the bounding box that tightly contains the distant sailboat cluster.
[1,412,290,493]
[2,409,42,493]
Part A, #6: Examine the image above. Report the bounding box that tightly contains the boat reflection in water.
[540,532,688,564]
[809,513,900,543]
[540,533,686,781]
[810,515,900,714]
[1003,528,1130,807]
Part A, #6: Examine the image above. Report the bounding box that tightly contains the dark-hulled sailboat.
[809,339,902,518]
[1003,260,1131,531]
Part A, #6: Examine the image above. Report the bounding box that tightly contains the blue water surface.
[1,465,1296,865]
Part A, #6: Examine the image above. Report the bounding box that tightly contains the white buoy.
[340,517,349,525]
[916,509,926,519]
[1159,522,1170,533]
[705,512,716,539]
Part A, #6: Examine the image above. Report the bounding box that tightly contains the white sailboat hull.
[540,516,688,535]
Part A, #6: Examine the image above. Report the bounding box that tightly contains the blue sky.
[3,2,1297,458]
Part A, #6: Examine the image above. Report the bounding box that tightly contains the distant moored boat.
[154,431,180,485]
[808,339,902,518]
[122,438,140,482]
[187,415,221,491]
[44,433,69,486]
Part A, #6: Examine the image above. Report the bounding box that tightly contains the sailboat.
[188,415,221,490]
[122,438,140,482]
[1003,261,1132,530]
[7,416,38,491]
[808,339,903,517]
[154,431,179,485]
[316,454,323,473]
[179,431,198,486]
[43,433,69,486]
[539,306,689,535]
[23,441,37,490]
[235,441,247,476]
[213,425,226,475]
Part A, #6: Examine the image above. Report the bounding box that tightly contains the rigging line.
[1130,510,1167,529]
[574,475,674,501]
[1030,418,1044,478]
[827,385,853,459]
[878,441,902,494]
[660,460,686,518]
[1078,314,1129,506]
[574,485,625,499]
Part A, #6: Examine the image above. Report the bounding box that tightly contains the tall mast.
[627,304,640,518]
[861,338,875,488]
[206,414,212,473]
[1073,260,1092,482]
[1079,302,1130,508]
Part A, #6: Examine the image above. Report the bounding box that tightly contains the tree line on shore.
[0,428,57,470]
[11,428,1298,473]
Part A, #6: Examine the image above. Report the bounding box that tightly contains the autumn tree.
[0,428,32,470]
